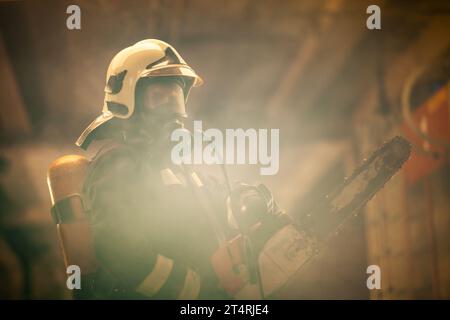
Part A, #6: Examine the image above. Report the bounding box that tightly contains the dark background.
[0,0,449,299]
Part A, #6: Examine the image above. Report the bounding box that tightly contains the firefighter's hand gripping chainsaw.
[211,136,411,299]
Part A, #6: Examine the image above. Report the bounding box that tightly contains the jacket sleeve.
[84,146,201,299]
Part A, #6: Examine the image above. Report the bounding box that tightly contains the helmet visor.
[140,64,203,87]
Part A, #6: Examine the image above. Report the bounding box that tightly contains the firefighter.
[76,39,284,299]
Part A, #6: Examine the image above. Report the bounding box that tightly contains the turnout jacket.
[83,141,231,299]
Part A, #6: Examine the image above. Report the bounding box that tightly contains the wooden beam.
[288,1,370,115]
[267,0,364,116]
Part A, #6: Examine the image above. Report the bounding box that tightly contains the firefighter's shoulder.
[85,143,141,187]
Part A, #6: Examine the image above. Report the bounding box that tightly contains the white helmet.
[76,39,203,149]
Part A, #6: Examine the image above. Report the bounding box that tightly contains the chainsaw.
[211,136,412,299]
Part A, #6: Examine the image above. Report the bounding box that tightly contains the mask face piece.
[138,78,186,117]
[134,77,187,145]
